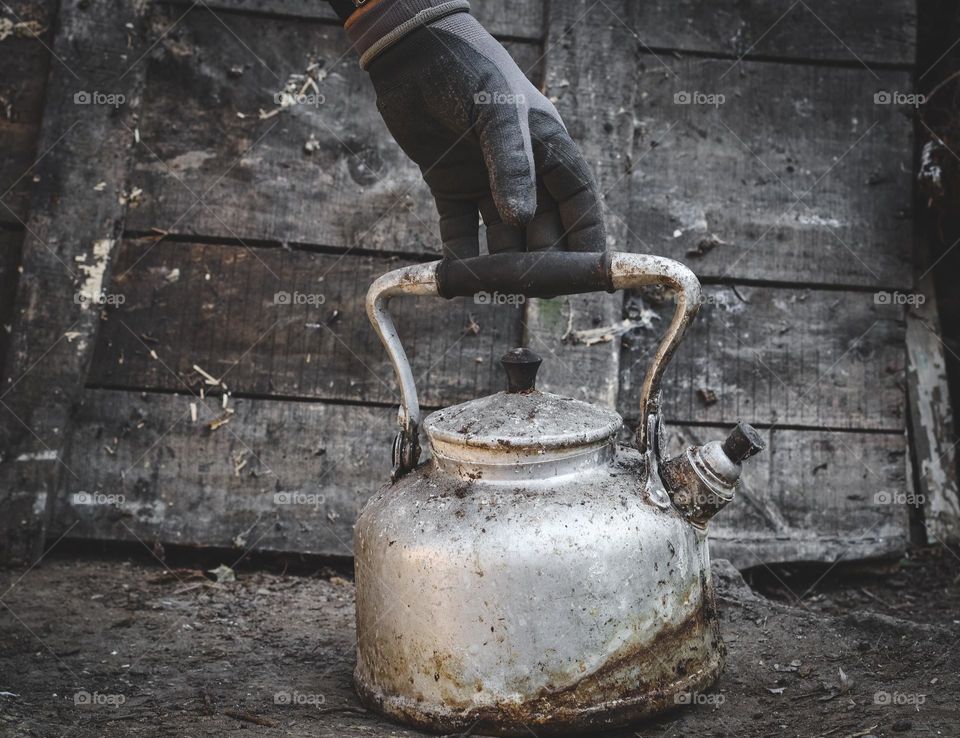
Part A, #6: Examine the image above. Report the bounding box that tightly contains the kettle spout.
[661,422,764,528]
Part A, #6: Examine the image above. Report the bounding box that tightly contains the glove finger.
[525,180,565,252]
[476,99,538,228]
[531,111,606,252]
[478,193,524,254]
[435,196,480,260]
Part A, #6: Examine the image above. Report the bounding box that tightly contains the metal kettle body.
[355,252,763,736]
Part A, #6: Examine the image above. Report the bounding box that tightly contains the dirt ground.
[0,545,958,738]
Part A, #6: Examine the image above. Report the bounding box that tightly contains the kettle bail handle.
[366,252,701,478]
[606,253,701,454]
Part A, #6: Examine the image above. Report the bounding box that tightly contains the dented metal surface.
[357,252,762,734]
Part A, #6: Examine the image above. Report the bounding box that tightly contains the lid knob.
[721,421,765,464]
[500,347,542,393]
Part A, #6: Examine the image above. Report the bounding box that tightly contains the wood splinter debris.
[566,316,661,346]
[839,727,879,738]
[224,709,274,727]
[232,451,248,476]
[686,233,728,258]
[208,409,235,431]
[192,364,220,386]
[0,18,47,41]
[121,187,143,206]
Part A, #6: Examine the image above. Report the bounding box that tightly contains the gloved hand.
[346,0,606,259]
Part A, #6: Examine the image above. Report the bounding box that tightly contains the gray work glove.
[347,0,606,258]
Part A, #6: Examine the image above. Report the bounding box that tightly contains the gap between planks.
[82,383,905,437]
[118,232,914,295]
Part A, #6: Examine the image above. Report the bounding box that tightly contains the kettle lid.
[423,348,622,477]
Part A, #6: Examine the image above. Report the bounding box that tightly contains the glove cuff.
[347,0,471,70]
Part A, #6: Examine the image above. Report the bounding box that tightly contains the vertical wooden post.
[523,0,639,407]
[0,0,150,563]
[907,242,960,542]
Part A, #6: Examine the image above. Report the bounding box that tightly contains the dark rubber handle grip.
[436,251,614,300]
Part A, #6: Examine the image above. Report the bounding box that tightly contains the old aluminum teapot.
[355,251,763,735]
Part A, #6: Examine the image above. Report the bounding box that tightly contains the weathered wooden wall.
[0,0,919,568]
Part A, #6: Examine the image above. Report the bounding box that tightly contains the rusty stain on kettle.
[356,602,724,736]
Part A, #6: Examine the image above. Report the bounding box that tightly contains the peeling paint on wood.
[75,238,114,310]
[15,450,58,462]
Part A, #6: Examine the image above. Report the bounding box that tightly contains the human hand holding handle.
[345,0,607,258]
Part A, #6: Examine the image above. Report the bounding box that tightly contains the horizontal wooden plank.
[54,389,395,554]
[86,238,523,406]
[129,10,914,285]
[54,390,907,567]
[177,0,545,40]
[619,58,913,287]
[0,1,53,225]
[664,424,908,568]
[630,0,915,67]
[185,1,917,66]
[619,284,905,431]
[125,10,542,253]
